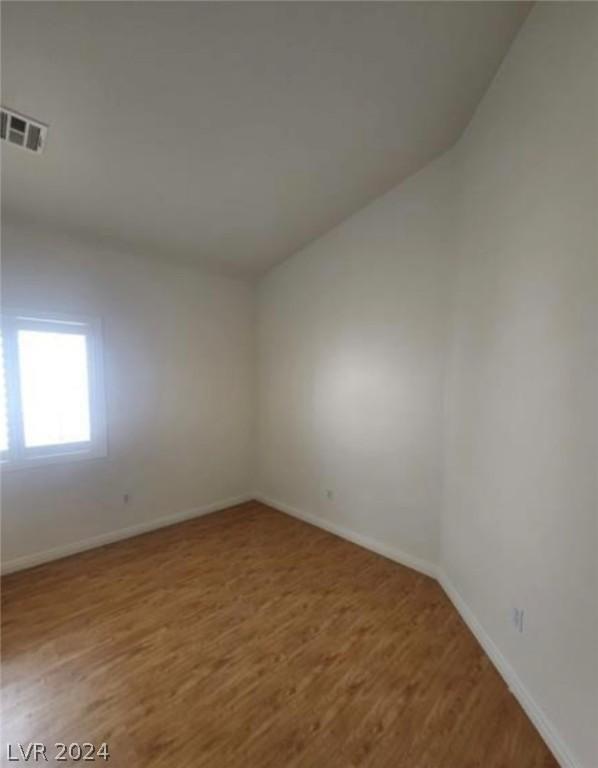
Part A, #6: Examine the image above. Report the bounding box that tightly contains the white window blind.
[1,311,107,469]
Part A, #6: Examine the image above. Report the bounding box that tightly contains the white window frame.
[1,309,107,471]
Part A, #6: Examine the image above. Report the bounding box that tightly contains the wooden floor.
[2,501,557,768]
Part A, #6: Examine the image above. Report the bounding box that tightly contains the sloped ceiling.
[1,2,531,277]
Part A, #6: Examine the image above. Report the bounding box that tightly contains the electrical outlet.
[123,493,131,505]
[326,489,334,501]
[512,607,524,633]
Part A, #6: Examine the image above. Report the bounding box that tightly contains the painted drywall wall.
[256,151,454,566]
[256,5,597,765]
[1,221,254,566]
[443,4,597,768]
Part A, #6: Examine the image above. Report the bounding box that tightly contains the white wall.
[1,221,254,566]
[443,4,597,768]
[256,5,597,767]
[256,152,453,567]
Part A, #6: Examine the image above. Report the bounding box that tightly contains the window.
[1,311,107,469]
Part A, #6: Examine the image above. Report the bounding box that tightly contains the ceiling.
[2,2,531,278]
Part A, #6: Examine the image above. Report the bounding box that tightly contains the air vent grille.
[0,107,47,153]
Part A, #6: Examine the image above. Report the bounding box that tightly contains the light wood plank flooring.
[2,501,557,767]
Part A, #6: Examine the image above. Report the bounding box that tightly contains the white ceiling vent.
[1,107,48,153]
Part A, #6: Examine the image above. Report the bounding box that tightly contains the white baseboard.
[254,492,438,579]
[1,494,253,575]
[438,573,580,768]
[255,492,579,768]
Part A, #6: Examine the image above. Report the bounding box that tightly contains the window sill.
[1,446,107,472]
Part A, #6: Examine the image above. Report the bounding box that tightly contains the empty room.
[1,2,596,767]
